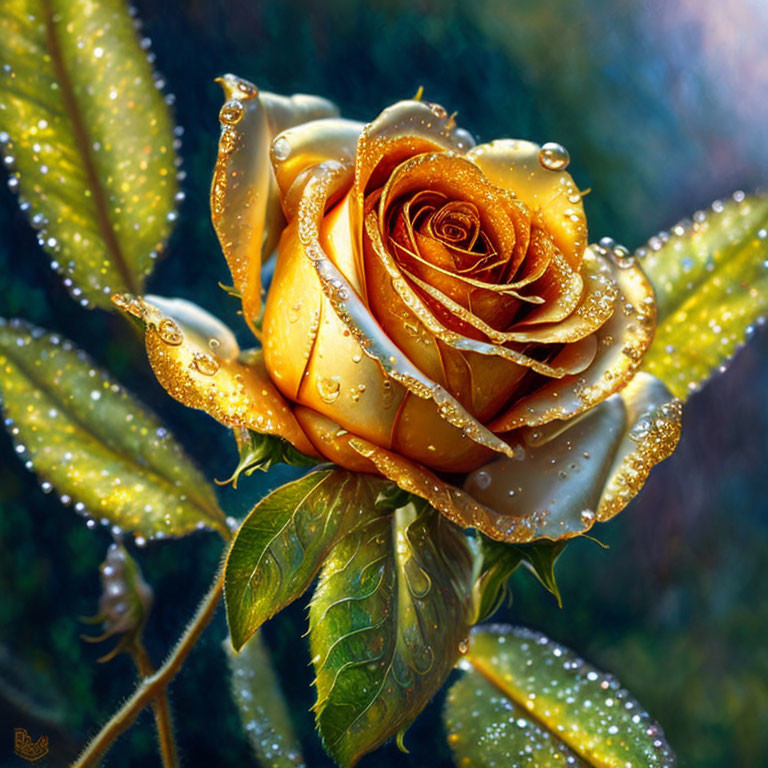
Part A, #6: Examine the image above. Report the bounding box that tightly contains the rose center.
[388,190,498,277]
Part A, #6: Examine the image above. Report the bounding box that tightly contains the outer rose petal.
[113,294,318,458]
[463,373,682,541]
[293,407,379,473]
[264,213,494,472]
[263,216,409,450]
[211,75,337,334]
[468,139,588,269]
[347,437,507,535]
[488,247,657,430]
[270,118,364,215]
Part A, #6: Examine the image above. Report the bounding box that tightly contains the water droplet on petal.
[191,352,219,376]
[538,142,570,171]
[316,376,341,403]
[272,136,291,162]
[157,318,183,346]
[219,99,244,125]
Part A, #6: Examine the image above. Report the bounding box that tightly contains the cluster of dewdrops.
[0,4,184,308]
[0,318,230,545]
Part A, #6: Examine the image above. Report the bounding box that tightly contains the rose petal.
[595,373,683,522]
[468,139,588,268]
[347,436,510,535]
[379,152,532,286]
[488,247,657,430]
[293,407,379,473]
[211,74,337,333]
[113,293,318,457]
[264,209,409,450]
[402,246,616,344]
[510,234,584,325]
[463,372,682,542]
[271,118,364,211]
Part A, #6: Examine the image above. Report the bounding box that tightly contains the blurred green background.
[1,0,768,765]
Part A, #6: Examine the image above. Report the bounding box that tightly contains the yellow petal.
[264,215,408,449]
[469,139,588,268]
[113,294,317,457]
[488,247,656,430]
[211,74,337,334]
[271,118,363,211]
[463,372,682,542]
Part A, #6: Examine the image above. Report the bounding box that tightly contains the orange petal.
[390,392,494,472]
[379,152,531,285]
[293,407,379,473]
[488,247,657,430]
[347,437,513,537]
[468,139,588,268]
[211,75,337,334]
[464,373,682,541]
[113,294,317,457]
[512,235,584,326]
[402,246,615,345]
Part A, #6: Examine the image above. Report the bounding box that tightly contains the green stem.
[72,566,225,768]
[130,641,179,768]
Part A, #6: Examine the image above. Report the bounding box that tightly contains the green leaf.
[471,536,523,624]
[225,470,388,651]
[472,538,566,623]
[0,0,178,309]
[219,427,318,489]
[0,319,226,539]
[226,631,305,768]
[310,501,474,767]
[445,625,676,768]
[518,539,567,608]
[639,191,768,399]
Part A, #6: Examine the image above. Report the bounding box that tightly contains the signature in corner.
[13,728,49,763]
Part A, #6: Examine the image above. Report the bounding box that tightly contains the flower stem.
[130,641,179,768]
[72,566,225,768]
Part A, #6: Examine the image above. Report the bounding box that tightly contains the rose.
[127,76,681,543]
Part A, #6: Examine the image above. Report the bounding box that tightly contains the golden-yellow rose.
[123,76,682,543]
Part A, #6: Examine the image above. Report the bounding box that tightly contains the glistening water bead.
[538,142,570,171]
